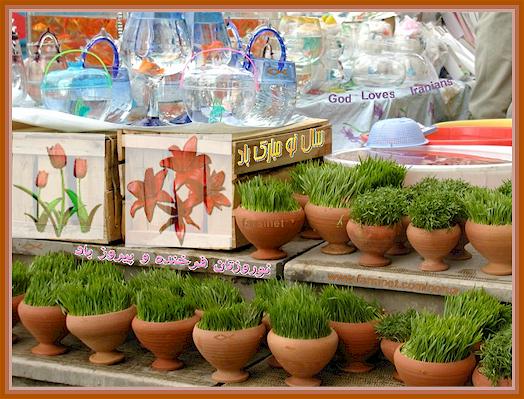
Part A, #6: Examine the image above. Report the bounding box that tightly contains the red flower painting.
[128,136,231,244]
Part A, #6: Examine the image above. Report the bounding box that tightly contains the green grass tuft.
[307,162,365,209]
[58,277,131,316]
[289,159,323,195]
[23,271,63,307]
[444,289,508,339]
[136,287,195,323]
[70,260,125,284]
[350,187,407,226]
[237,175,301,212]
[464,187,512,225]
[479,326,512,385]
[497,179,512,197]
[198,302,262,331]
[320,285,382,323]
[408,189,462,230]
[375,309,417,342]
[128,268,186,302]
[184,277,243,311]
[401,312,482,363]
[12,260,31,296]
[353,156,407,193]
[252,279,289,313]
[29,252,79,276]
[269,285,331,340]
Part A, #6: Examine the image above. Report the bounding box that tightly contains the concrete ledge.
[284,245,512,302]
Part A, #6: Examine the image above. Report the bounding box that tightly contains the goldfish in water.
[136,58,165,76]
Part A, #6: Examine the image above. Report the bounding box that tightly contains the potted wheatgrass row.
[12,258,511,387]
[234,158,513,276]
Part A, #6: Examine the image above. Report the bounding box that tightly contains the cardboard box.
[122,118,332,249]
[12,128,122,243]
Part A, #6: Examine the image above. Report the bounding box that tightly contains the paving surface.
[12,326,402,388]
[12,237,323,279]
[285,244,512,302]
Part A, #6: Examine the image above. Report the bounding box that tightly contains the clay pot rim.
[19,302,63,311]
[293,192,309,199]
[133,314,199,326]
[407,223,460,233]
[305,203,350,211]
[474,365,512,386]
[268,328,338,343]
[234,206,304,216]
[347,219,401,229]
[330,319,380,327]
[394,344,476,366]
[466,220,512,229]
[66,305,136,320]
[194,322,265,334]
[381,337,403,344]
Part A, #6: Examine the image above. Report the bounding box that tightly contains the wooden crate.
[12,128,122,244]
[122,118,332,250]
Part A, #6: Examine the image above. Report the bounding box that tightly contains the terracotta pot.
[447,220,472,261]
[406,224,461,272]
[18,302,68,356]
[193,323,265,383]
[234,207,305,260]
[330,320,379,373]
[132,314,199,371]
[261,315,282,369]
[394,345,476,386]
[466,221,512,276]
[472,365,512,387]
[346,221,399,267]
[386,216,411,256]
[293,193,322,240]
[195,309,204,318]
[380,338,403,381]
[12,294,24,344]
[66,306,136,365]
[267,329,338,387]
[305,203,355,255]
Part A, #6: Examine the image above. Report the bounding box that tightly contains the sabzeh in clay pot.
[289,160,322,240]
[183,276,243,318]
[252,279,289,369]
[394,312,480,386]
[347,186,407,267]
[267,284,338,387]
[473,326,512,387]
[464,186,512,276]
[12,260,31,344]
[193,302,265,383]
[443,288,510,352]
[234,176,304,260]
[320,285,382,373]
[18,272,69,356]
[375,309,417,381]
[59,276,135,366]
[304,162,359,255]
[406,189,462,272]
[132,287,200,371]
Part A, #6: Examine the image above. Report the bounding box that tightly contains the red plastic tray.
[426,126,512,146]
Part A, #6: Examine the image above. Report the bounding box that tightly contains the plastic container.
[41,49,112,120]
[326,145,512,188]
[435,119,512,128]
[428,126,512,146]
[366,118,428,148]
[180,47,258,124]
[243,26,297,127]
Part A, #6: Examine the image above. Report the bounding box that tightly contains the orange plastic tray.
[427,126,512,146]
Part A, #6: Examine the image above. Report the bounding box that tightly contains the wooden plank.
[12,237,323,279]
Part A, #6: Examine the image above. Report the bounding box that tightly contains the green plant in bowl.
[375,309,417,343]
[444,289,507,340]
[252,279,288,314]
[12,260,30,296]
[198,302,262,332]
[136,287,195,323]
[24,271,64,307]
[476,326,512,386]
[184,277,243,312]
[237,175,300,213]
[351,187,407,227]
[497,179,512,197]
[128,268,186,302]
[353,156,407,194]
[289,159,323,196]
[70,260,125,284]
[464,188,512,226]
[29,252,79,276]
[320,285,381,324]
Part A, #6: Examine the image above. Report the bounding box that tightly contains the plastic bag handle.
[35,28,61,63]
[43,49,112,88]
[81,33,120,78]
[179,47,260,91]
[243,26,286,71]
[226,19,242,51]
